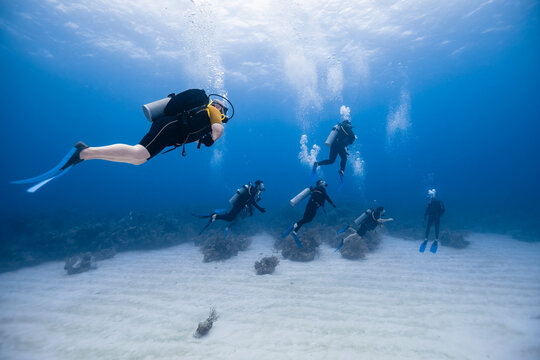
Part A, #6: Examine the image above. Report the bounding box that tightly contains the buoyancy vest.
[164,89,213,144]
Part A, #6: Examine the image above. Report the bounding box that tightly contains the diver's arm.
[211,123,224,141]
[378,218,394,223]
[252,201,266,213]
[325,194,337,208]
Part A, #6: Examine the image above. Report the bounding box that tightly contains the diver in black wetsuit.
[337,206,394,249]
[195,180,266,234]
[420,189,445,251]
[292,180,336,236]
[12,89,233,193]
[314,119,356,176]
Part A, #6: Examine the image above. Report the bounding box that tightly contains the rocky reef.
[280,231,320,262]
[193,308,219,338]
[0,210,194,273]
[439,230,470,248]
[199,230,252,263]
[64,253,96,275]
[63,247,116,275]
[254,255,279,275]
[338,231,382,260]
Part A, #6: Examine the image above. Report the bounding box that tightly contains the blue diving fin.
[11,147,77,185]
[282,222,295,238]
[26,164,74,193]
[198,215,216,235]
[334,238,344,252]
[311,163,317,182]
[429,240,439,254]
[291,232,303,248]
[338,171,344,190]
[192,213,212,219]
[337,225,349,234]
[419,240,428,253]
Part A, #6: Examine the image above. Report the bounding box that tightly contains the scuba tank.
[142,97,171,122]
[229,185,249,205]
[290,187,311,207]
[354,209,373,225]
[325,125,339,147]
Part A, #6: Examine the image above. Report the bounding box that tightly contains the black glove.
[260,208,266,213]
[201,134,214,147]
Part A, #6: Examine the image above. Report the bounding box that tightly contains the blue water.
[1,1,539,235]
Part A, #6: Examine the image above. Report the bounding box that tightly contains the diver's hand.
[260,208,266,213]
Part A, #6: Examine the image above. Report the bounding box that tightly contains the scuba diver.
[194,180,266,236]
[312,119,356,183]
[12,89,233,193]
[335,206,394,251]
[283,179,336,248]
[419,189,445,254]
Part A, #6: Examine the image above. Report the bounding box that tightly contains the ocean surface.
[1,1,539,359]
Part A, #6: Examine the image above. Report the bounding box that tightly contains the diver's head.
[254,180,265,191]
[210,99,229,122]
[375,206,385,217]
[316,179,328,188]
[428,188,437,199]
[342,119,352,126]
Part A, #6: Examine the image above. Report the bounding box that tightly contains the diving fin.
[337,225,349,234]
[192,213,212,219]
[12,142,88,193]
[419,240,428,253]
[311,162,317,182]
[291,232,303,248]
[334,238,344,252]
[429,240,439,254]
[26,164,74,193]
[12,147,77,185]
[198,221,212,235]
[282,222,295,238]
[198,214,217,235]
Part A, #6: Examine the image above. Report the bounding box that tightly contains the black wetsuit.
[357,210,381,237]
[139,89,213,158]
[216,185,265,223]
[318,122,356,172]
[295,186,335,231]
[424,199,445,239]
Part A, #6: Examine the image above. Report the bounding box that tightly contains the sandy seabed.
[1,233,539,360]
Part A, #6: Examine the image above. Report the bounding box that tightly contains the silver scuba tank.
[325,125,339,147]
[142,97,171,122]
[289,187,311,207]
[354,209,373,225]
[229,185,248,205]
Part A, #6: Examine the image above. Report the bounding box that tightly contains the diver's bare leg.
[80,144,150,165]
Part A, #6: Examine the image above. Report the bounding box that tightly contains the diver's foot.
[429,240,439,254]
[419,240,428,253]
[210,213,217,223]
[339,169,344,176]
[293,223,299,232]
[61,141,89,170]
